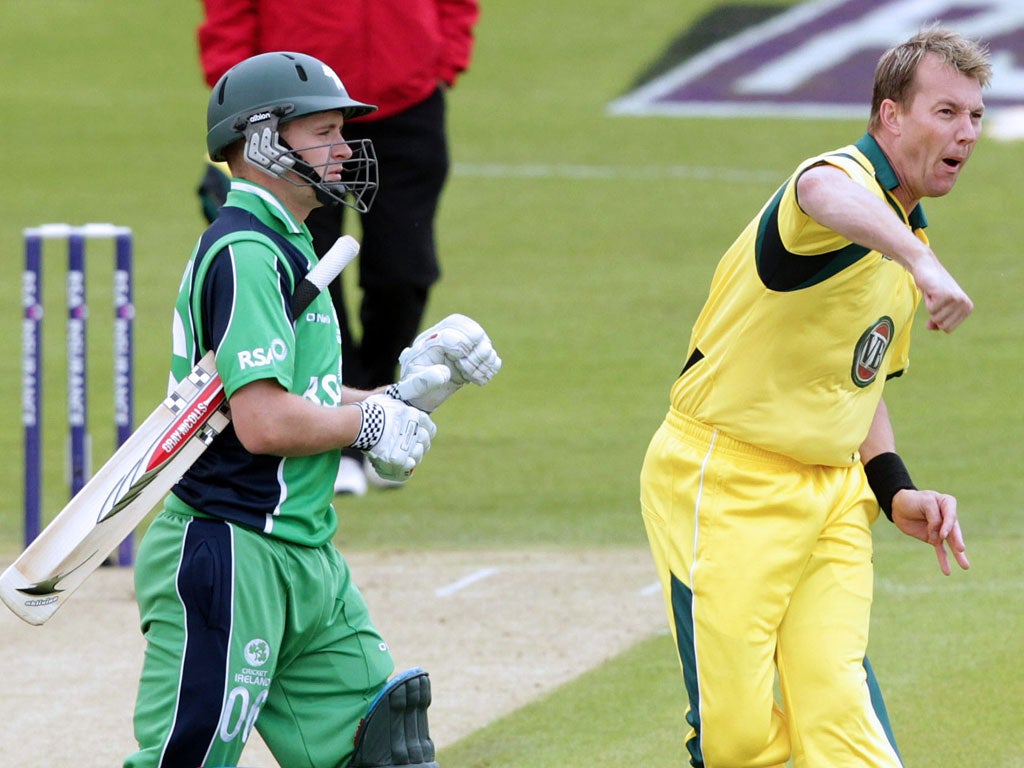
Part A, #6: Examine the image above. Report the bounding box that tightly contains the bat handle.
[290,235,360,315]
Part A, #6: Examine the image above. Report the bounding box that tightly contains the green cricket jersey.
[165,179,344,545]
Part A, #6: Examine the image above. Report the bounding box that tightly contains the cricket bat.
[0,235,359,626]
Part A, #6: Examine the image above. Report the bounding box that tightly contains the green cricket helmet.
[206,51,379,211]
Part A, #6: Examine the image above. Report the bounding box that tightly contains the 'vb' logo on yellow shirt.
[852,317,894,388]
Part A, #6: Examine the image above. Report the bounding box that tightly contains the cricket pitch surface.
[0,547,664,767]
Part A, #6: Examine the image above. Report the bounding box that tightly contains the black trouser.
[306,87,449,394]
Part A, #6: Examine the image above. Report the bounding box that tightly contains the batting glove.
[384,364,453,412]
[352,395,437,482]
[392,314,502,412]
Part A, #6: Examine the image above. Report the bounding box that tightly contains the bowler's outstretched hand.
[910,254,974,332]
[891,488,969,575]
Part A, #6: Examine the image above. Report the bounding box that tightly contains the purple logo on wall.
[609,0,1024,119]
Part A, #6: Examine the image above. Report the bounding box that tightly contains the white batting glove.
[384,364,453,412]
[351,394,437,482]
[392,314,502,412]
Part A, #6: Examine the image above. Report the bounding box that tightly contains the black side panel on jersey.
[679,347,704,378]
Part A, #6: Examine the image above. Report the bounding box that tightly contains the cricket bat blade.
[0,354,230,625]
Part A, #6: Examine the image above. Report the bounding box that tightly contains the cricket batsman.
[124,51,500,768]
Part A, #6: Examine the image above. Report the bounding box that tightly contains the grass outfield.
[1,1,1022,766]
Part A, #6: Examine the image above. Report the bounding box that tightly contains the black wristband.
[863,452,916,522]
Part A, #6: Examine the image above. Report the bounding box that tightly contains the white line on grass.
[640,581,663,597]
[453,162,778,184]
[435,567,500,598]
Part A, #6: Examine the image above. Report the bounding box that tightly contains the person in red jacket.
[197,0,481,495]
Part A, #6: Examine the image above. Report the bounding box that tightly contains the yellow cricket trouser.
[639,408,903,768]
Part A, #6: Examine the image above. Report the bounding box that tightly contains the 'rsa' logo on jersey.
[851,317,893,388]
[238,338,288,370]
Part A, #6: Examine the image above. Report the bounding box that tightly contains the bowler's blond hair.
[868,25,991,132]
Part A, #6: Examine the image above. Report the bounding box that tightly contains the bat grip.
[290,235,359,315]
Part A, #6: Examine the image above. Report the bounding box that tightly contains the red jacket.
[198,0,480,121]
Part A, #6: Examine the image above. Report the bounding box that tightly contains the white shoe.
[334,456,368,495]
[364,457,405,490]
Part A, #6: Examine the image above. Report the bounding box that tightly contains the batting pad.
[350,667,439,768]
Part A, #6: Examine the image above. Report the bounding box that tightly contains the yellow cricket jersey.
[671,135,923,467]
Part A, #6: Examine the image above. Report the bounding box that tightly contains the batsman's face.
[280,111,354,188]
[891,53,984,202]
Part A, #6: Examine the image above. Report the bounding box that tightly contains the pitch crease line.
[640,581,662,597]
[435,567,499,598]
